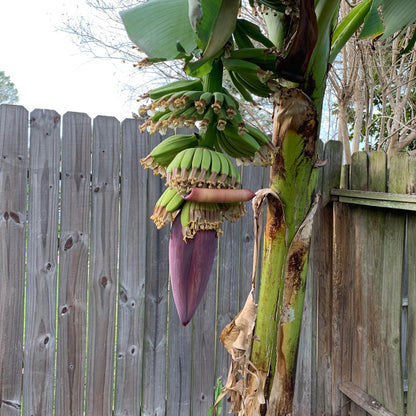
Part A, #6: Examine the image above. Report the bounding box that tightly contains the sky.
[0,0,137,121]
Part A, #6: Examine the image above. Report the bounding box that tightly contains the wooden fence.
[0,104,415,415]
[0,104,268,416]
[295,142,416,416]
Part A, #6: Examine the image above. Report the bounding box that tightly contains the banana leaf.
[359,0,383,39]
[381,0,416,38]
[120,0,196,60]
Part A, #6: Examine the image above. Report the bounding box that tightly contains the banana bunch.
[165,147,241,192]
[139,87,244,137]
[180,200,224,240]
[151,187,184,229]
[149,146,249,234]
[140,133,199,178]
[233,18,276,50]
[223,57,274,100]
[216,123,276,167]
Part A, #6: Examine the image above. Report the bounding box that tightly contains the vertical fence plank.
[115,119,147,416]
[350,152,368,191]
[190,264,217,415]
[365,152,387,408]
[215,220,241,377]
[85,116,120,416]
[349,206,369,416]
[141,132,169,416]
[167,305,192,416]
[56,112,92,416]
[332,202,354,416]
[368,152,387,192]
[407,210,416,415]
[23,109,60,416]
[0,105,28,415]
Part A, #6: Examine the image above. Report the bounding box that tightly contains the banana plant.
[120,0,416,413]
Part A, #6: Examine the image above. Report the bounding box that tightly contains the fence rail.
[1,104,415,415]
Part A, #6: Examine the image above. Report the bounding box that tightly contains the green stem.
[198,59,223,148]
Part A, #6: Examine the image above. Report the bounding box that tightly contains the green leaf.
[359,0,384,38]
[189,0,223,48]
[202,0,240,59]
[329,0,372,63]
[381,0,416,39]
[184,57,214,77]
[120,0,197,60]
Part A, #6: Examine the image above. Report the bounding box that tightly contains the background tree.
[328,21,416,161]
[0,71,19,104]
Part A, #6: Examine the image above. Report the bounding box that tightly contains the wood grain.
[23,109,61,416]
[56,112,92,416]
[0,105,28,415]
[85,116,120,416]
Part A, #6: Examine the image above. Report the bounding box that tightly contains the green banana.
[223,58,262,77]
[227,156,241,187]
[234,71,271,98]
[175,90,203,108]
[224,124,261,155]
[180,200,192,228]
[217,130,250,159]
[216,108,228,131]
[212,92,225,114]
[207,150,221,187]
[223,58,273,97]
[199,107,215,133]
[234,18,276,48]
[148,79,203,100]
[166,148,187,175]
[166,190,185,212]
[151,188,184,229]
[233,22,255,49]
[195,92,214,114]
[180,147,196,172]
[197,148,212,186]
[229,48,277,71]
[141,134,199,177]
[223,92,239,119]
[189,147,204,184]
[227,70,254,102]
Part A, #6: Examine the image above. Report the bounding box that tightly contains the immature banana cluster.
[146,143,246,237]
[138,78,276,166]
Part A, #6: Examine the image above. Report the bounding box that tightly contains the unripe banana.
[224,124,260,155]
[227,70,254,103]
[207,150,221,187]
[195,92,214,114]
[197,148,212,186]
[166,190,185,212]
[189,147,204,184]
[234,18,275,49]
[148,134,198,166]
[166,148,187,184]
[212,92,225,114]
[198,107,215,133]
[148,79,203,100]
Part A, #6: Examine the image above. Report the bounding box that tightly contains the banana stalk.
[248,2,338,412]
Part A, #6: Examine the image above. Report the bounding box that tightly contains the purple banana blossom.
[169,215,217,326]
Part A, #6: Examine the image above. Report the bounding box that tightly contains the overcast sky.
[0,0,136,121]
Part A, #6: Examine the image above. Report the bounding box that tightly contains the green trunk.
[252,2,340,411]
[251,89,318,412]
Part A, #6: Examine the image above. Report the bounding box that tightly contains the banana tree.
[120,0,416,413]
